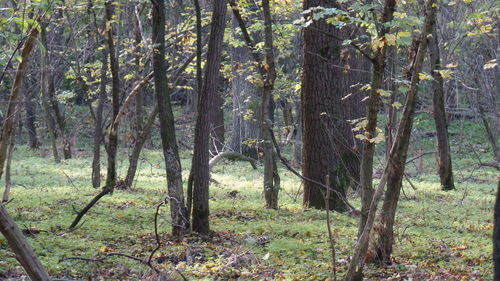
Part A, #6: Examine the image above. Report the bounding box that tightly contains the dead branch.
[209,152,258,171]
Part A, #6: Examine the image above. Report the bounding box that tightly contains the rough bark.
[0,23,52,281]
[370,0,437,265]
[152,0,189,236]
[428,26,455,191]
[302,0,367,211]
[191,0,227,234]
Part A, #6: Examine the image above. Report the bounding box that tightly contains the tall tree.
[0,21,52,281]
[428,25,455,191]
[229,0,281,209]
[104,1,120,190]
[191,0,227,234]
[369,0,438,265]
[151,0,189,236]
[301,0,368,211]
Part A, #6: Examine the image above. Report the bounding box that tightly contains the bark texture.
[302,0,367,211]
[191,0,227,234]
[152,0,189,236]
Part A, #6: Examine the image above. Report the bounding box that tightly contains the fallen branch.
[209,152,257,171]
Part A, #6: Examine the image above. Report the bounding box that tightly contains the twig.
[61,170,76,188]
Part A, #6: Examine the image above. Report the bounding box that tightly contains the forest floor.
[0,116,498,281]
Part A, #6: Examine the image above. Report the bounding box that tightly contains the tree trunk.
[210,75,225,154]
[40,26,60,163]
[0,23,52,281]
[494,179,500,281]
[357,0,397,237]
[428,26,455,191]
[293,98,302,165]
[125,108,158,187]
[370,0,437,265]
[104,1,120,190]
[191,0,227,234]
[24,84,39,150]
[152,0,189,236]
[261,0,279,209]
[301,0,367,211]
[230,15,261,159]
[3,111,18,203]
[92,45,107,188]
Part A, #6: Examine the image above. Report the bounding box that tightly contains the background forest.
[0,0,499,280]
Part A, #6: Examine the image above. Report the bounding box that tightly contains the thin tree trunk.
[3,111,18,203]
[0,23,52,281]
[125,107,158,187]
[92,46,107,188]
[192,0,202,115]
[494,178,500,281]
[104,1,120,190]
[370,0,437,265]
[261,0,279,209]
[24,85,39,150]
[357,0,397,237]
[429,26,455,191]
[40,26,60,163]
[191,0,227,234]
[152,0,189,236]
[210,76,225,154]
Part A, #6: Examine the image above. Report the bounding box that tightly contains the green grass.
[0,116,498,280]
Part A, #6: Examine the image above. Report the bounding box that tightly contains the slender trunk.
[429,27,455,191]
[152,0,189,236]
[104,1,120,190]
[125,108,158,187]
[229,15,261,159]
[24,85,39,149]
[192,0,202,115]
[370,0,437,265]
[261,0,279,209]
[293,98,302,165]
[0,23,52,281]
[191,0,227,234]
[357,0,397,237]
[3,111,18,202]
[210,75,225,154]
[133,3,144,134]
[40,26,60,163]
[494,179,500,281]
[92,46,107,188]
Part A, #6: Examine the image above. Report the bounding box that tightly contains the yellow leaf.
[436,69,454,79]
[385,34,397,46]
[445,62,459,68]
[100,246,110,252]
[418,72,433,80]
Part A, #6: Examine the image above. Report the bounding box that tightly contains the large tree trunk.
[104,1,120,190]
[301,0,367,211]
[370,0,437,265]
[152,0,189,236]
[0,23,52,281]
[191,0,227,234]
[428,26,455,191]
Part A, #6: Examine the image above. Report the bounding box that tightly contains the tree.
[151,0,189,236]
[230,0,281,209]
[428,24,455,191]
[190,0,227,234]
[301,0,368,211]
[0,21,52,281]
